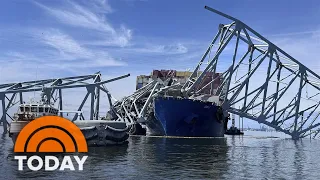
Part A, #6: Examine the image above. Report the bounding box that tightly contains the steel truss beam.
[0,72,129,133]
[182,6,320,139]
[110,75,184,126]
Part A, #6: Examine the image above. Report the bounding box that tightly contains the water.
[0,131,319,180]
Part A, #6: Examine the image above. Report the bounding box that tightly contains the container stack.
[136,69,223,95]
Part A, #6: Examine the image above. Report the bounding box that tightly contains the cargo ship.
[151,96,225,137]
[135,70,227,137]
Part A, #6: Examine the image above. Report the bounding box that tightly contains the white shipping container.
[143,78,150,83]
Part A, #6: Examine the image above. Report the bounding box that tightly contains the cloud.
[37,29,91,60]
[33,0,132,47]
[84,25,133,47]
[86,0,114,14]
[120,43,188,54]
[33,0,113,32]
[34,29,127,67]
[0,28,127,80]
[0,0,131,71]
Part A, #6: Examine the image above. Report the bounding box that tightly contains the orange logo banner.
[14,116,88,153]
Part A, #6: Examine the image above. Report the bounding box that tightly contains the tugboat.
[224,113,244,135]
[9,101,59,143]
[9,94,129,147]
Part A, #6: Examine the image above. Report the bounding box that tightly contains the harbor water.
[1,130,319,180]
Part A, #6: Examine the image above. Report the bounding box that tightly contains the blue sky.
[0,0,320,128]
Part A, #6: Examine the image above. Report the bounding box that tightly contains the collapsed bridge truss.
[0,72,130,133]
[182,6,320,140]
[111,6,320,140]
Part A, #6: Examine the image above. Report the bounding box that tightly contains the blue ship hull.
[150,97,225,137]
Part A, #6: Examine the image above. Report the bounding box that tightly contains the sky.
[1,0,320,128]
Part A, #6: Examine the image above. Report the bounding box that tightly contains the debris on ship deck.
[106,69,229,137]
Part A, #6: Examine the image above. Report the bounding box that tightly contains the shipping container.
[137,69,223,94]
[136,83,144,90]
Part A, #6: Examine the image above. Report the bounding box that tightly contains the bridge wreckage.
[106,6,320,140]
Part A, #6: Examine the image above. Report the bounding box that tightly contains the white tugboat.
[9,93,129,146]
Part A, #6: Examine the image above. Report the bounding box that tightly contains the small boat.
[9,101,129,147]
[224,126,244,135]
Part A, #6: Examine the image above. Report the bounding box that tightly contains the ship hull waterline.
[144,97,225,137]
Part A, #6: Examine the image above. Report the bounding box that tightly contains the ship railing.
[59,110,83,121]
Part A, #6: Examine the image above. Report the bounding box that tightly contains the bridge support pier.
[291,131,300,140]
